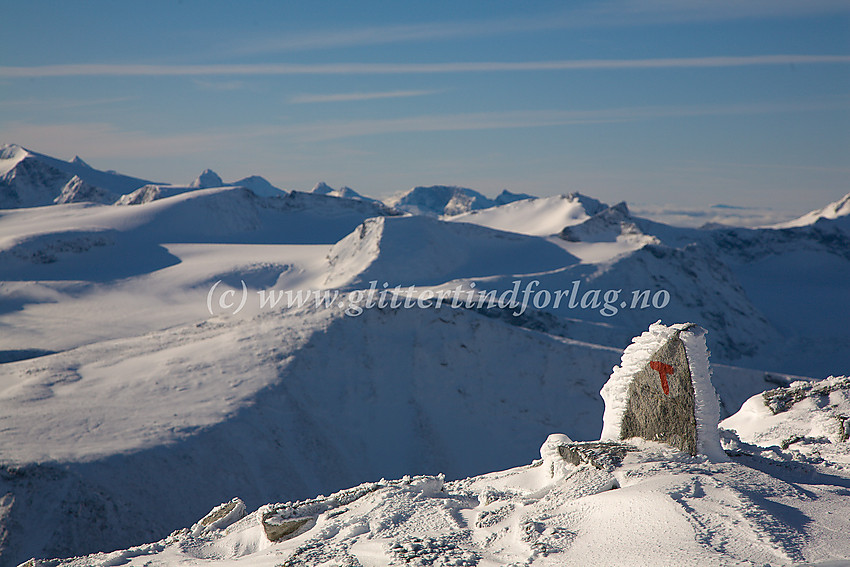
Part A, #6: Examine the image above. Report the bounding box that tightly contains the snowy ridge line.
[208,278,671,318]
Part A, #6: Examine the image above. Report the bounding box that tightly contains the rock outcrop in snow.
[723,375,850,450]
[53,176,116,205]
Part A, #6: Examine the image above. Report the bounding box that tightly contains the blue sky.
[1,0,848,215]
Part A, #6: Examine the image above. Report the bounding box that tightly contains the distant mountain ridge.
[0,144,154,208]
[310,181,380,204]
[0,145,289,209]
[385,185,501,216]
[2,142,848,377]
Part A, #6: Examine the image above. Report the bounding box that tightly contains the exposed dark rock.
[762,376,850,415]
[620,334,698,455]
[557,441,636,472]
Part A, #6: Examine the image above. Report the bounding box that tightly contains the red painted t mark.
[649,361,674,395]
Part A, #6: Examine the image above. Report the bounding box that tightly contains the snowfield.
[1,144,848,566]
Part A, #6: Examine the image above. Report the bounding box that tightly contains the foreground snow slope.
[0,296,786,565]
[0,303,618,563]
[30,417,850,566]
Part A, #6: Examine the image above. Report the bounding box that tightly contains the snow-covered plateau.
[1,144,848,566]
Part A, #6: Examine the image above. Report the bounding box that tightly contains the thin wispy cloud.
[1,122,239,159]
[0,96,136,109]
[235,1,850,54]
[289,89,444,104]
[587,0,850,26]
[291,100,850,141]
[236,17,570,54]
[8,99,846,160]
[192,79,247,91]
[2,55,849,78]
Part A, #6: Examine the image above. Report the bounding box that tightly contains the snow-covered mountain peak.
[772,192,850,228]
[337,186,361,199]
[494,189,534,205]
[189,168,224,189]
[559,201,643,243]
[1,143,154,208]
[566,191,607,216]
[385,185,495,217]
[232,175,285,197]
[0,143,30,175]
[53,175,116,205]
[311,181,334,195]
[447,193,608,237]
[70,155,92,169]
[308,182,378,203]
[326,214,579,288]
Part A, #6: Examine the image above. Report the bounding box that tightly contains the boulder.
[600,322,725,460]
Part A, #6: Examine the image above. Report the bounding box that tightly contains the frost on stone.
[260,474,445,542]
[723,375,850,450]
[190,497,246,537]
[762,376,850,415]
[600,321,725,461]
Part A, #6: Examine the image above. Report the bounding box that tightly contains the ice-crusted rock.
[600,322,725,460]
[260,474,445,542]
[190,498,246,537]
[541,433,636,477]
